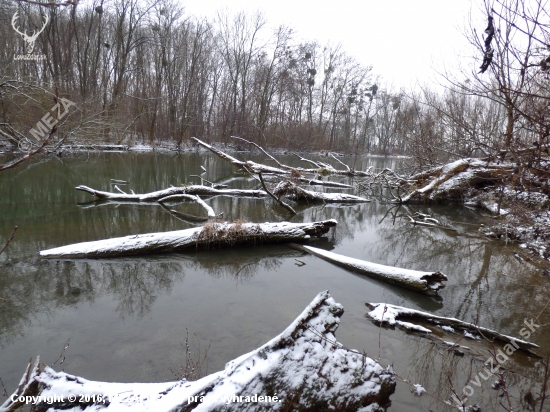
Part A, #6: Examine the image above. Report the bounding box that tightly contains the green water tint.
[0,152,549,411]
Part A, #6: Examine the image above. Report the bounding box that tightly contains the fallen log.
[397,159,515,203]
[39,220,338,259]
[273,181,370,203]
[191,136,374,177]
[289,244,447,294]
[1,292,396,412]
[76,184,267,201]
[366,303,539,353]
[400,159,471,203]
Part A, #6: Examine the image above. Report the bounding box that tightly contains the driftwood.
[273,181,370,203]
[289,244,447,295]
[191,136,374,177]
[366,303,539,354]
[2,292,395,412]
[39,220,338,259]
[76,185,267,201]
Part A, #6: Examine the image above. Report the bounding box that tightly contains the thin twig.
[0,226,18,256]
[52,338,70,366]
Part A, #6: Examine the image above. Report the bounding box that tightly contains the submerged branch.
[0,226,17,256]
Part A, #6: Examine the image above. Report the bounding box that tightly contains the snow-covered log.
[39,220,338,259]
[76,185,267,201]
[400,159,471,203]
[397,159,515,203]
[273,181,370,203]
[3,292,395,412]
[290,244,447,294]
[366,303,539,353]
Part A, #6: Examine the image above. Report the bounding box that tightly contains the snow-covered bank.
[1,291,395,412]
[469,188,550,261]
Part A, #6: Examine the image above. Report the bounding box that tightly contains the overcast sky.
[183,0,485,90]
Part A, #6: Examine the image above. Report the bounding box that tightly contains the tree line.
[0,0,549,166]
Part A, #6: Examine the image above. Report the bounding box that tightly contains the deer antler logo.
[11,11,49,55]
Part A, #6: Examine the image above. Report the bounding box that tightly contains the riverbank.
[470,186,550,262]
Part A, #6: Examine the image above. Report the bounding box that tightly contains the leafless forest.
[0,0,548,171]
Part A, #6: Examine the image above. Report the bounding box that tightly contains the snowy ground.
[470,186,550,261]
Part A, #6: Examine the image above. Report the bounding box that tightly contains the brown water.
[0,151,549,411]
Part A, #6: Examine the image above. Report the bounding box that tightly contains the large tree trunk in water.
[2,292,395,412]
[39,220,337,259]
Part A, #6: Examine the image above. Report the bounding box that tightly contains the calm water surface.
[0,151,549,411]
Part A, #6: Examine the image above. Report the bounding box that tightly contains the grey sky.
[183,0,485,90]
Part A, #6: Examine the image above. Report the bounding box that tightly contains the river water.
[0,151,549,411]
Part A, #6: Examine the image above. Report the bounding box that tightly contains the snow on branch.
[76,184,266,201]
[366,303,539,353]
